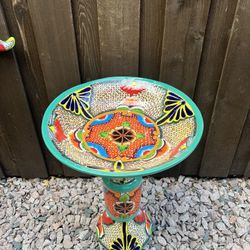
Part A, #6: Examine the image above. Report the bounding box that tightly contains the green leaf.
[76,130,83,141]
[119,194,130,202]
[122,121,130,128]
[118,144,128,152]
[130,108,144,114]
[136,133,145,139]
[99,131,109,138]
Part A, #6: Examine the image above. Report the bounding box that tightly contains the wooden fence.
[0,0,249,178]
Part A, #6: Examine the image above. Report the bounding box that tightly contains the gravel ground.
[0,177,249,250]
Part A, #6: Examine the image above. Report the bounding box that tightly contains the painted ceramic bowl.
[42,77,203,177]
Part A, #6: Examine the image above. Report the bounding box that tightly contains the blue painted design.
[91,114,113,126]
[86,142,109,158]
[135,145,154,158]
[60,86,92,120]
[156,91,194,125]
[136,115,154,128]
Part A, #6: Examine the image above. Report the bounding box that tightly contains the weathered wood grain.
[0,164,5,178]
[2,0,64,176]
[27,0,86,177]
[27,0,81,100]
[159,0,210,177]
[139,0,166,79]
[0,2,48,178]
[181,0,238,176]
[72,0,101,81]
[244,159,250,178]
[230,110,250,176]
[97,0,140,76]
[200,0,250,177]
[159,0,211,97]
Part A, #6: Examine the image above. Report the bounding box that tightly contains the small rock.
[14,235,23,243]
[176,204,190,214]
[57,229,63,244]
[157,236,167,246]
[13,241,22,250]
[210,192,220,201]
[167,227,177,235]
[243,242,250,250]
[216,222,226,231]
[31,191,39,199]
[43,239,51,247]
[189,232,198,240]
[63,235,73,249]
[236,227,247,237]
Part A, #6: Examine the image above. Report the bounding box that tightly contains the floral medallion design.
[72,110,160,165]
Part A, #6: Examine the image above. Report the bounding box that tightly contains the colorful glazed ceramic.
[42,77,203,249]
[0,37,15,52]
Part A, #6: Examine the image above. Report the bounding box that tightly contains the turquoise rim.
[41,76,204,178]
[102,177,142,193]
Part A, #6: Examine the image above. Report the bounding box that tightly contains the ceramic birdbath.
[42,77,203,250]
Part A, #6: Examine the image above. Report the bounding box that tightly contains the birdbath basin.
[42,77,203,249]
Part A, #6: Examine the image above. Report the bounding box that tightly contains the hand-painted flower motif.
[79,110,160,163]
[157,91,194,125]
[110,223,141,250]
[59,86,92,119]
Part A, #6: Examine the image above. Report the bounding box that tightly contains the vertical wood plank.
[244,159,250,178]
[199,0,250,177]
[0,164,5,178]
[27,0,86,177]
[159,0,211,97]
[230,110,250,176]
[0,121,18,176]
[0,3,48,178]
[1,0,64,176]
[72,0,101,81]
[159,0,210,177]
[27,0,81,100]
[139,0,166,79]
[181,0,238,176]
[97,0,140,76]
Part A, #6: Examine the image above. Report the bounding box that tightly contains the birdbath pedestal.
[42,77,203,249]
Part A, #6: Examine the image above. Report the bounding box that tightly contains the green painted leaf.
[119,194,130,202]
[118,144,128,152]
[136,133,145,139]
[76,130,83,141]
[116,106,129,111]
[130,108,144,114]
[99,131,109,138]
[122,121,130,128]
